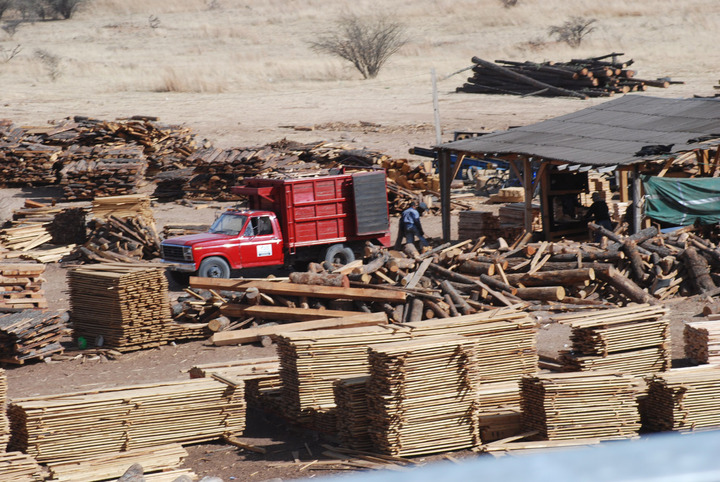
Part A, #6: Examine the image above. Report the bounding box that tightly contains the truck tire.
[324,244,355,266]
[198,256,231,279]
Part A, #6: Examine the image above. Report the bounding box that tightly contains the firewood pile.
[520,371,642,440]
[68,264,207,352]
[45,443,194,482]
[0,264,47,310]
[684,319,720,365]
[65,214,161,264]
[0,451,43,481]
[0,310,68,364]
[458,53,680,98]
[366,336,481,456]
[554,305,670,375]
[642,365,720,432]
[7,378,246,464]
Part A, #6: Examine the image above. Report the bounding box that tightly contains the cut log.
[500,268,595,287]
[594,266,657,304]
[514,286,566,302]
[681,246,717,294]
[289,272,350,288]
[220,304,360,321]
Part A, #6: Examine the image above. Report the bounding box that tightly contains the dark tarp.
[643,176,720,225]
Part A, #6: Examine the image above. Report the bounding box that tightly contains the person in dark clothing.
[394,201,429,249]
[584,191,612,241]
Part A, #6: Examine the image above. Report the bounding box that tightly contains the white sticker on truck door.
[256,244,273,257]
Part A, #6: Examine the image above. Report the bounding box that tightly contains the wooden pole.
[632,166,642,234]
[439,149,452,242]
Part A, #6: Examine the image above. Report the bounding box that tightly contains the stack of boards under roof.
[367,336,481,456]
[642,365,720,432]
[521,371,642,440]
[556,304,670,375]
[0,310,68,364]
[7,378,245,464]
[68,263,204,352]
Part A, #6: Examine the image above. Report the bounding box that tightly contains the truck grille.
[162,244,186,261]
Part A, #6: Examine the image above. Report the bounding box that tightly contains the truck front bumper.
[161,260,197,272]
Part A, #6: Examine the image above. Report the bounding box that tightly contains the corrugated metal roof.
[438,95,720,166]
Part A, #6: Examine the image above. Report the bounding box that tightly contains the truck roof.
[222,209,276,217]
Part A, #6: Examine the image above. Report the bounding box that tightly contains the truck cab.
[161,209,284,278]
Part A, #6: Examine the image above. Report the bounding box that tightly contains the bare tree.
[309,14,408,79]
[0,0,12,19]
[549,16,596,48]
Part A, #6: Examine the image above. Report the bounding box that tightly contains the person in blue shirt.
[394,201,429,249]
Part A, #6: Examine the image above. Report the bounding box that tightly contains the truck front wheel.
[198,256,231,278]
[324,244,355,266]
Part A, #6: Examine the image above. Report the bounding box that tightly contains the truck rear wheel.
[324,244,355,266]
[198,256,231,278]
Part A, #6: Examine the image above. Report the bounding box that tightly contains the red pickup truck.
[161,171,391,278]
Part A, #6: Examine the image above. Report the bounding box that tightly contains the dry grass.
[0,0,718,153]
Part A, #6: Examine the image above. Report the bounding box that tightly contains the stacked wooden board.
[477,381,523,443]
[0,451,43,481]
[0,264,47,310]
[91,194,154,223]
[275,309,535,422]
[0,310,68,364]
[684,319,720,364]
[642,365,720,432]
[366,336,481,456]
[0,369,8,451]
[68,264,189,352]
[521,371,641,440]
[7,378,246,464]
[556,305,670,375]
[498,203,542,231]
[59,148,148,201]
[457,210,501,242]
[333,376,372,451]
[45,443,193,482]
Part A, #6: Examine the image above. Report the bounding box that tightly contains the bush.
[549,16,596,48]
[500,0,519,7]
[48,0,84,19]
[0,0,12,19]
[309,14,408,79]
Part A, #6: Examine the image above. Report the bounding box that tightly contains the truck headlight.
[183,246,193,261]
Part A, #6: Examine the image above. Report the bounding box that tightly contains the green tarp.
[643,176,720,225]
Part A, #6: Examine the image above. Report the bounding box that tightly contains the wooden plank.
[220,304,360,321]
[190,278,407,303]
[210,312,389,346]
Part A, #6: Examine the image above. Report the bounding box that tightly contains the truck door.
[238,215,284,267]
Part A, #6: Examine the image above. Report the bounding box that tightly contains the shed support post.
[632,165,642,235]
[524,158,533,233]
[439,149,452,242]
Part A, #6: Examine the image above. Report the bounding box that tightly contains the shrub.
[500,0,519,7]
[48,0,84,19]
[34,48,61,80]
[309,13,408,79]
[0,0,12,19]
[549,16,596,48]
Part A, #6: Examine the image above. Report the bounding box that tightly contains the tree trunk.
[681,246,717,294]
[289,271,349,288]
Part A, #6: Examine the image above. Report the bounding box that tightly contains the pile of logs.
[521,371,641,440]
[555,305,670,375]
[65,214,161,263]
[684,319,720,365]
[7,378,246,463]
[0,310,68,364]
[68,264,205,351]
[0,264,47,310]
[458,53,679,98]
[366,336,481,456]
[642,366,720,432]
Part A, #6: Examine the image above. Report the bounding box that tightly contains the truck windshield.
[209,214,248,236]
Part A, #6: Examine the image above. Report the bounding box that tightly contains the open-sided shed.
[435,95,720,241]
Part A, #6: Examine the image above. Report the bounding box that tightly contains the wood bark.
[289,271,349,288]
[681,246,717,294]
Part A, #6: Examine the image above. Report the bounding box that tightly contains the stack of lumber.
[162,223,210,238]
[0,451,43,481]
[45,443,192,482]
[91,194,154,223]
[366,336,481,456]
[59,149,148,201]
[0,224,52,253]
[489,187,524,203]
[333,376,372,451]
[498,203,542,232]
[521,371,641,440]
[66,214,161,263]
[642,366,720,432]
[580,176,612,205]
[684,319,720,365]
[68,264,194,352]
[381,158,438,192]
[556,305,670,375]
[0,119,62,186]
[273,309,534,423]
[0,310,68,364]
[477,381,523,443]
[458,210,501,241]
[46,207,87,246]
[458,53,677,98]
[7,378,246,463]
[0,369,8,451]
[0,263,47,310]
[610,200,631,223]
